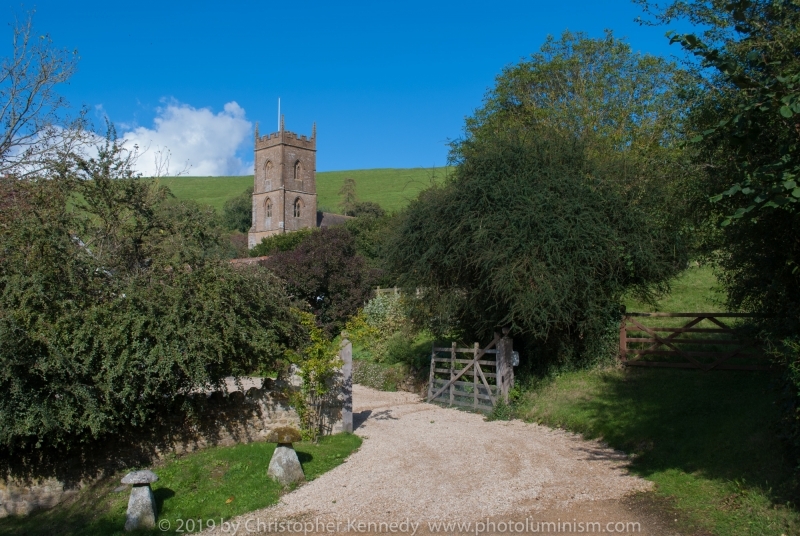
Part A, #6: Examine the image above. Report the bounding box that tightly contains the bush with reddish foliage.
[264,227,380,335]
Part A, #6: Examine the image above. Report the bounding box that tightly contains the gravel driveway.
[204,385,683,535]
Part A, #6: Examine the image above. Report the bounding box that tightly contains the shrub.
[250,228,314,257]
[486,399,514,421]
[363,293,405,335]
[285,312,342,439]
[383,332,431,369]
[771,338,800,477]
[0,137,302,451]
[344,213,395,280]
[222,187,253,233]
[352,360,409,392]
[346,294,409,364]
[263,227,380,335]
[348,201,386,219]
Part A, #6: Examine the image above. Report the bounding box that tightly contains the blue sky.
[12,1,688,175]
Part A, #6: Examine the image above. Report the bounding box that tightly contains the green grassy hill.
[624,264,726,313]
[155,167,452,214]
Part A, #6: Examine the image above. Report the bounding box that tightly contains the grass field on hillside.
[155,167,451,214]
[314,167,451,213]
[624,264,726,313]
[153,176,252,214]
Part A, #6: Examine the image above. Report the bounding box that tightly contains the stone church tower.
[248,116,317,248]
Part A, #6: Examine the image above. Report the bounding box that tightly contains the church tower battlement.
[248,116,317,248]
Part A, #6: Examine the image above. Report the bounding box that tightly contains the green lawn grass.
[514,266,798,535]
[0,434,362,536]
[155,167,451,215]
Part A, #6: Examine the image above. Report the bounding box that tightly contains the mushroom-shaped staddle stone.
[121,470,159,531]
[121,470,158,485]
[266,427,305,486]
[265,426,303,444]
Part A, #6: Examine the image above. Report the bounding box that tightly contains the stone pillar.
[340,334,353,433]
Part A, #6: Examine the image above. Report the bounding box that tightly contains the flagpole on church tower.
[278,98,281,131]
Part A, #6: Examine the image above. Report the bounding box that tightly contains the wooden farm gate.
[620,313,771,371]
[427,333,515,411]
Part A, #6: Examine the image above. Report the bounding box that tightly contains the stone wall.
[0,378,345,518]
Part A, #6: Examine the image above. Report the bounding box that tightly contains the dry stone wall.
[0,378,345,518]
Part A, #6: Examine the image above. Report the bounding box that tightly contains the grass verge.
[515,367,797,535]
[0,433,362,536]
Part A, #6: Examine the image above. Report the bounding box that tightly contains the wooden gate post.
[427,343,435,402]
[450,341,456,406]
[496,329,514,404]
[473,342,480,409]
[619,316,627,363]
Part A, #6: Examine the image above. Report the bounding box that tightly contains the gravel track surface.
[203,385,658,535]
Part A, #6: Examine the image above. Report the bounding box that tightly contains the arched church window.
[293,198,302,218]
[265,198,272,219]
[294,161,302,181]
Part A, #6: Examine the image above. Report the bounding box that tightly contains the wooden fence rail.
[374,286,422,298]
[620,313,771,371]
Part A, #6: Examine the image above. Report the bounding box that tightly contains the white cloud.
[123,100,253,177]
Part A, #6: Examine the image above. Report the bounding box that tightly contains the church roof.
[316,211,353,228]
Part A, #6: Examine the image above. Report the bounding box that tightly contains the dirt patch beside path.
[204,386,683,535]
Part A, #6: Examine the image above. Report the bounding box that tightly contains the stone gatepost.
[340,333,353,433]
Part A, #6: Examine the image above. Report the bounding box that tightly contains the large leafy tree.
[222,186,254,233]
[387,128,687,365]
[638,0,800,319]
[639,0,800,218]
[459,31,694,211]
[388,32,691,367]
[464,30,685,150]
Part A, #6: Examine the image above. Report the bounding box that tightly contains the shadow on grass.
[153,487,175,514]
[0,511,128,536]
[296,451,313,465]
[551,369,789,496]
